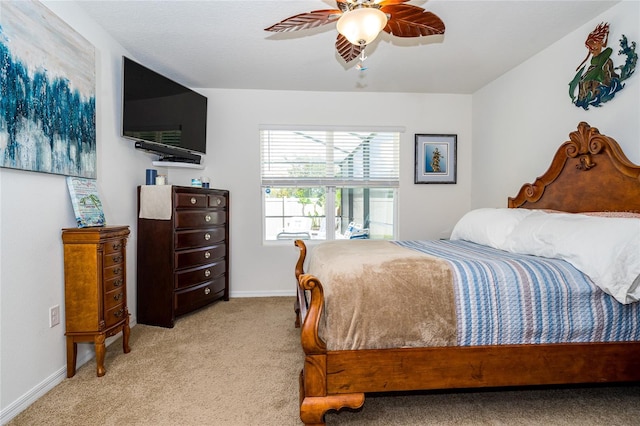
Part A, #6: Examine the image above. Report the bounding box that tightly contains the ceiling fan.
[264,0,445,66]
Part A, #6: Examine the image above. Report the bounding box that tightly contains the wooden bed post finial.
[567,121,602,170]
[294,240,307,280]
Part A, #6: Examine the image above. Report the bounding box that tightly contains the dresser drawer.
[105,239,125,255]
[208,194,227,208]
[104,287,125,311]
[174,210,226,229]
[104,251,124,268]
[104,275,125,293]
[104,263,124,281]
[174,277,226,315]
[175,192,207,208]
[104,303,126,328]
[175,228,225,249]
[175,260,226,289]
[175,244,226,270]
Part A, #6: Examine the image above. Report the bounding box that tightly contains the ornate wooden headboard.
[508,122,640,213]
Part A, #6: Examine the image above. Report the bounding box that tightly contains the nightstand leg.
[94,334,106,377]
[66,337,77,378]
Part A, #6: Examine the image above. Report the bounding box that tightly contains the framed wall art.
[0,1,96,178]
[415,134,457,184]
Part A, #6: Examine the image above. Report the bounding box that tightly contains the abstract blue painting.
[0,1,96,178]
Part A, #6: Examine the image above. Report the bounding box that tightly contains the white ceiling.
[74,0,620,94]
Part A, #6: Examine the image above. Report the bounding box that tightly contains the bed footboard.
[290,243,640,425]
[294,240,365,426]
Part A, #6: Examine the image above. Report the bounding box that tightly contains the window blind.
[260,129,400,187]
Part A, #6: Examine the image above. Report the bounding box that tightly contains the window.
[260,128,400,241]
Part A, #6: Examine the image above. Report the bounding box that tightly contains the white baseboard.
[0,296,286,424]
[230,290,296,298]
[0,353,87,425]
[0,318,137,425]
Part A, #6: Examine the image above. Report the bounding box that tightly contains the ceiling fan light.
[336,7,387,45]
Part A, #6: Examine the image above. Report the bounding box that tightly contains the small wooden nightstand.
[61,226,131,377]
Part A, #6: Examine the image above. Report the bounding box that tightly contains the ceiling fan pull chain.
[356,45,368,71]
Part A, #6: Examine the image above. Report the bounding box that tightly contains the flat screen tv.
[122,56,207,163]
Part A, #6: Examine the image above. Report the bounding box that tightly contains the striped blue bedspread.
[394,240,640,346]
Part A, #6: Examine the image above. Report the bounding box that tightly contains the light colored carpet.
[8,297,640,425]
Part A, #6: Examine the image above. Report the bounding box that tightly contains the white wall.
[165,90,472,297]
[472,1,640,208]
[0,3,472,423]
[0,2,151,421]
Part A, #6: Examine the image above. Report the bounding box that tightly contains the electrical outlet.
[49,305,60,328]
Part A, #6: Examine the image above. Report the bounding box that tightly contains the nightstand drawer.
[104,263,124,281]
[104,276,125,293]
[105,239,125,255]
[104,303,126,328]
[104,288,125,311]
[104,251,124,267]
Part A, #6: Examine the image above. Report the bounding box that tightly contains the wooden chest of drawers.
[62,226,131,377]
[137,186,229,328]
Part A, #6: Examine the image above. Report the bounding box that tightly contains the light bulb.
[336,7,388,45]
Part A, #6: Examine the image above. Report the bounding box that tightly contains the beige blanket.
[307,240,457,351]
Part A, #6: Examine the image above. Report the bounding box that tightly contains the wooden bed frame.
[292,122,640,426]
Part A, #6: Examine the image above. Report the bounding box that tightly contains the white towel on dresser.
[139,185,173,220]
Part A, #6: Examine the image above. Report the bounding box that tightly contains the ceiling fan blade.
[379,0,411,5]
[381,4,445,37]
[336,0,349,13]
[336,34,363,62]
[264,10,342,32]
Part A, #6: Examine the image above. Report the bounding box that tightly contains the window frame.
[260,125,403,244]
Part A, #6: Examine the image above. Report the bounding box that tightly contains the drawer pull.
[204,251,211,259]
[205,214,211,222]
[113,279,123,288]
[204,287,211,295]
[113,267,122,275]
[204,269,211,277]
[216,198,221,206]
[190,197,197,205]
[113,292,123,301]
[112,255,122,263]
[204,233,211,241]
[114,309,124,318]
[112,243,121,250]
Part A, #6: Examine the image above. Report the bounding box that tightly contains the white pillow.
[506,211,640,304]
[450,208,535,250]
